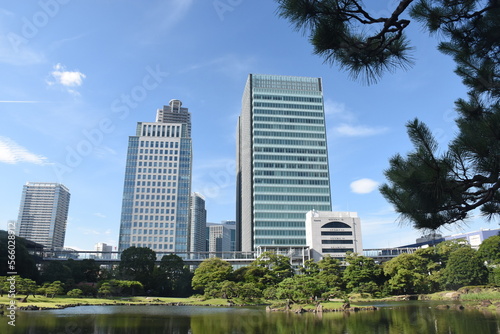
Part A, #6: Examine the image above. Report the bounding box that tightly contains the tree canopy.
[276,0,500,231]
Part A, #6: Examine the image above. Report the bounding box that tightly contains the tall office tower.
[190,192,207,252]
[118,99,193,253]
[16,182,70,250]
[221,220,237,251]
[236,74,332,252]
[208,224,231,256]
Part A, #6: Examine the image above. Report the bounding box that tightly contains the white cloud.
[0,136,49,165]
[350,178,380,194]
[94,213,106,218]
[334,124,389,137]
[48,63,86,87]
[180,54,256,79]
[324,99,355,122]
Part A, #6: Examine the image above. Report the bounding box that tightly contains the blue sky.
[0,1,495,251]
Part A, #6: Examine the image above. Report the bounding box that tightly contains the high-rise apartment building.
[118,99,193,253]
[236,74,332,251]
[16,182,70,249]
[190,192,207,252]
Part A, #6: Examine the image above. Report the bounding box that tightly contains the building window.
[321,221,351,229]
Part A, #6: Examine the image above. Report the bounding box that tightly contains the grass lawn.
[0,296,260,309]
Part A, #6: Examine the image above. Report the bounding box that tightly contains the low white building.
[305,210,363,261]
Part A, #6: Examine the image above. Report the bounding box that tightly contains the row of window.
[137,173,176,180]
[137,164,177,172]
[131,213,176,220]
[254,178,330,186]
[138,155,178,161]
[255,195,331,202]
[254,116,324,124]
[254,130,325,139]
[253,123,324,132]
[253,154,327,162]
[134,202,175,208]
[140,141,179,148]
[133,222,174,228]
[253,102,323,110]
[254,186,330,194]
[255,238,307,245]
[254,163,328,170]
[254,220,305,227]
[135,195,175,200]
[141,124,181,138]
[322,248,354,253]
[321,231,353,236]
[137,161,178,167]
[131,243,173,250]
[135,187,176,194]
[254,170,329,178]
[321,240,354,244]
[136,180,177,187]
[132,229,174,236]
[254,229,305,236]
[254,108,324,118]
[254,138,326,146]
[255,204,331,211]
[253,94,322,103]
[139,149,178,154]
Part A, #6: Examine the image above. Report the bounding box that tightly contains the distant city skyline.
[1,2,493,251]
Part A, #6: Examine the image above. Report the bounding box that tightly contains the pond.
[2,301,500,333]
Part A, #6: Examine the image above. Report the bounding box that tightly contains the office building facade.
[236,74,332,251]
[190,192,207,252]
[118,99,192,253]
[305,210,363,261]
[208,224,231,256]
[16,182,70,249]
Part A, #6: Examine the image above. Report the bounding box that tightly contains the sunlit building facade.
[118,99,192,253]
[16,182,70,250]
[236,74,332,251]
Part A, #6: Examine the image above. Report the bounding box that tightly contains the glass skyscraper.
[16,182,70,249]
[118,99,192,253]
[236,74,332,251]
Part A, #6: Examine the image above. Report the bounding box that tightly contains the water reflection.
[2,303,499,334]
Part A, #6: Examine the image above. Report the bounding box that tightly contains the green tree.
[383,252,436,294]
[238,282,263,301]
[154,254,192,297]
[477,235,500,265]
[275,0,500,231]
[317,255,343,289]
[300,259,320,275]
[40,261,72,283]
[65,259,100,283]
[343,253,383,294]
[67,288,83,297]
[250,252,294,285]
[45,281,64,298]
[191,258,233,293]
[276,276,327,303]
[98,282,112,297]
[119,246,156,288]
[441,246,489,290]
[0,230,40,281]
